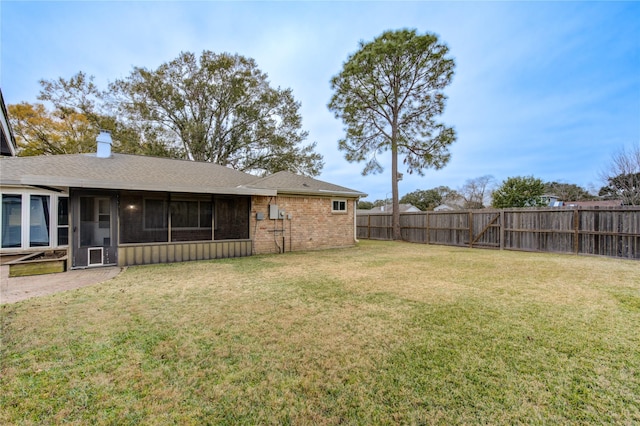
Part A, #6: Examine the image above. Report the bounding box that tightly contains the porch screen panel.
[214,196,249,240]
[1,194,21,248]
[119,193,169,244]
[170,199,212,242]
[30,195,50,247]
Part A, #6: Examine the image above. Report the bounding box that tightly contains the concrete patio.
[0,264,122,304]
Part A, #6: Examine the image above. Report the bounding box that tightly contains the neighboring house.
[0,90,17,157]
[542,194,563,207]
[563,200,623,208]
[365,204,421,214]
[433,203,464,212]
[0,132,366,268]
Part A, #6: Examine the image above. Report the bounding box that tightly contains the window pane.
[58,198,68,226]
[98,199,110,229]
[30,195,50,247]
[57,197,69,246]
[2,194,22,248]
[58,226,69,246]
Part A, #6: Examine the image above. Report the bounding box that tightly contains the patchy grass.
[1,240,639,424]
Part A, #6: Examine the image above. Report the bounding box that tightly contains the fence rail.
[357,207,640,259]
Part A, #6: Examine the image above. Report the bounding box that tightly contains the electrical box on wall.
[269,204,279,220]
[279,210,286,219]
[256,212,264,220]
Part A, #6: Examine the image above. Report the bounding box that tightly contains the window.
[1,194,22,248]
[332,199,347,213]
[98,199,110,229]
[170,200,212,228]
[0,193,68,249]
[30,195,50,247]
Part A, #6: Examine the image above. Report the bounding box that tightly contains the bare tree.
[599,143,640,205]
[459,175,494,209]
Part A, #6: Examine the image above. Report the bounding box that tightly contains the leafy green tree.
[110,51,323,176]
[328,29,456,239]
[357,201,374,210]
[400,186,458,211]
[491,176,546,208]
[33,72,182,158]
[9,102,96,156]
[543,181,594,202]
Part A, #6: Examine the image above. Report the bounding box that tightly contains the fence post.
[426,211,430,245]
[500,210,505,250]
[573,208,579,255]
[469,211,474,248]
[367,214,371,240]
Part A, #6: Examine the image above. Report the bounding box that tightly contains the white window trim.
[56,196,69,247]
[0,189,69,251]
[331,199,348,213]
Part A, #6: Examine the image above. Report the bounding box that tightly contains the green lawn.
[2,240,639,424]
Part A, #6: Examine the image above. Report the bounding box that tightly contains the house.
[433,203,464,212]
[541,194,563,207]
[1,90,17,157]
[0,131,366,269]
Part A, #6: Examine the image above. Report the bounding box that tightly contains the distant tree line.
[359,158,640,209]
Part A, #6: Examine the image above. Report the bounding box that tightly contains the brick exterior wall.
[251,195,357,254]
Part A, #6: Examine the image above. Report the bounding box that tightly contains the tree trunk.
[391,124,401,240]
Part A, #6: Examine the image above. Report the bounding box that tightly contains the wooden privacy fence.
[357,207,640,259]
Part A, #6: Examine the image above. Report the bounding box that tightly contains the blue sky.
[1,1,639,202]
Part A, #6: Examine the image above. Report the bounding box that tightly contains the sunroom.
[72,189,254,268]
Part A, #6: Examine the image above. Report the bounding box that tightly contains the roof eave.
[274,187,367,198]
[6,176,277,196]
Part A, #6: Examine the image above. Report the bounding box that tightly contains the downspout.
[354,198,359,243]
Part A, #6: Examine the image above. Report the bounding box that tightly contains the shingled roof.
[0,153,366,198]
[0,153,274,196]
[247,171,366,198]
